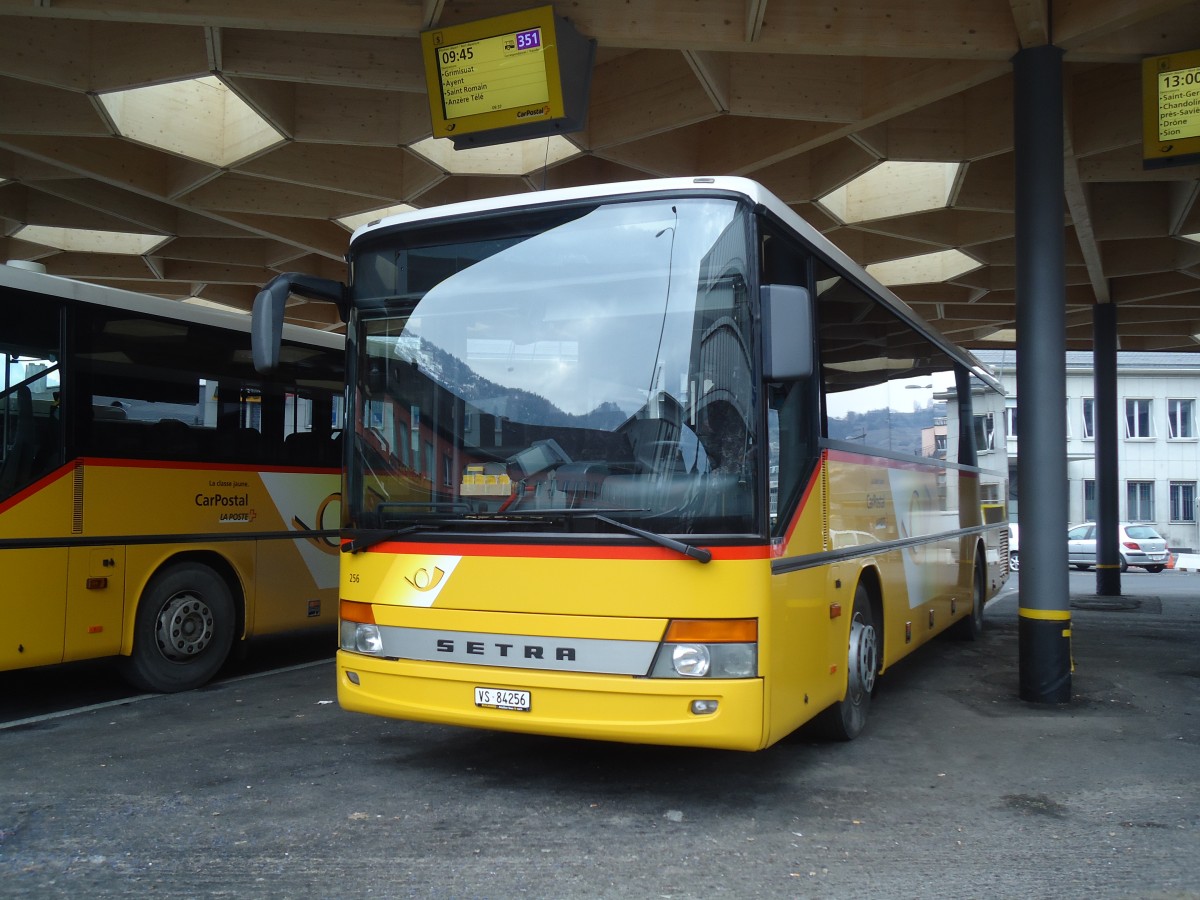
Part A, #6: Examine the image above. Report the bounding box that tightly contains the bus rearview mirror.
[760,284,812,381]
[252,273,347,373]
[252,277,289,373]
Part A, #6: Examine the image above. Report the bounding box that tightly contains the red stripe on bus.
[824,447,947,473]
[350,540,771,562]
[774,454,824,557]
[79,457,337,474]
[0,464,73,513]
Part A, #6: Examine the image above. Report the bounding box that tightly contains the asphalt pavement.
[1,569,1197,899]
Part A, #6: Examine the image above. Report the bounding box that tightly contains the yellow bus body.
[0,458,340,673]
[337,452,1006,750]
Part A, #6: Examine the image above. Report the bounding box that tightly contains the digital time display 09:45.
[439,45,475,65]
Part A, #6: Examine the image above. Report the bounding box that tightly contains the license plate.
[474,687,531,711]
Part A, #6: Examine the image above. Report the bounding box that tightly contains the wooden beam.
[224,74,297,142]
[681,49,730,113]
[0,0,428,37]
[220,28,427,91]
[1054,0,1198,53]
[1007,0,1050,49]
[728,54,862,121]
[586,50,719,150]
[25,178,182,233]
[187,211,351,261]
[0,77,109,136]
[1110,274,1200,303]
[152,235,290,267]
[1062,70,1110,303]
[235,143,441,204]
[1102,236,1200,277]
[751,0,1019,60]
[286,83,433,147]
[180,171,384,218]
[745,0,768,43]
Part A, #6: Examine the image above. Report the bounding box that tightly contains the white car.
[1007,523,1019,572]
[1067,522,1169,573]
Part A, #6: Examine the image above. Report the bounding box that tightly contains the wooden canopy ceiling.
[1,1,1199,350]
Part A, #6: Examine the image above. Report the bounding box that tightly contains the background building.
[978,350,1200,552]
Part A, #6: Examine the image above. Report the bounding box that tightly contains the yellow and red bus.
[254,177,1009,749]
[1,263,344,692]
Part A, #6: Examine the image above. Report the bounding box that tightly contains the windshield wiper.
[590,514,712,563]
[471,508,710,563]
[344,510,711,563]
[343,523,439,554]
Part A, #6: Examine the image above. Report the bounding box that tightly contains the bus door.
[1,548,69,669]
[63,546,126,661]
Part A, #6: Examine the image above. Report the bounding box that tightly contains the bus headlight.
[649,619,758,679]
[340,620,383,655]
[340,600,384,656]
[672,644,711,676]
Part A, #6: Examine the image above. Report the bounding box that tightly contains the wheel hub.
[155,593,215,661]
[847,615,878,700]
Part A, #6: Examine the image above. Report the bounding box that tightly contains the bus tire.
[121,562,236,693]
[952,556,986,641]
[815,583,877,741]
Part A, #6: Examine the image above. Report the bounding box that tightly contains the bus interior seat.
[286,430,342,466]
[284,431,324,465]
[556,461,608,506]
[150,418,198,459]
[0,385,35,496]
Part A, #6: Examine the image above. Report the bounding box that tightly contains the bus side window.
[150,418,199,459]
[284,430,338,466]
[768,379,816,537]
[0,385,35,497]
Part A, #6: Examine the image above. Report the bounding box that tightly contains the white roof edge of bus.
[0,262,343,351]
[351,175,1000,391]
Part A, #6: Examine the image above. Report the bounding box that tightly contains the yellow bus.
[1,263,344,692]
[253,177,1009,749]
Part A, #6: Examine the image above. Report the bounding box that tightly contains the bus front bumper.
[336,651,768,751]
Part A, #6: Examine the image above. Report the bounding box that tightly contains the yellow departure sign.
[437,24,550,121]
[421,6,594,149]
[1143,49,1200,169]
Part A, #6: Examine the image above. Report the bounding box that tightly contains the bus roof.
[349,176,1001,392]
[1,262,343,352]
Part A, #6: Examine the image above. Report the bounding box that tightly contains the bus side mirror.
[252,277,289,373]
[252,273,347,373]
[760,284,812,381]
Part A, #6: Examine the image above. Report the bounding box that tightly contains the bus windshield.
[348,195,759,537]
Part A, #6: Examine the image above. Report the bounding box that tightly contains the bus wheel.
[121,562,236,693]
[816,584,877,741]
[952,558,986,641]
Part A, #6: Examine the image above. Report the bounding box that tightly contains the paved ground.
[1,570,1197,899]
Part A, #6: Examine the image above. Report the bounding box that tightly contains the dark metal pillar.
[1014,44,1072,704]
[1094,303,1121,595]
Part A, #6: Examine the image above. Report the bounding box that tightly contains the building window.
[1084,479,1096,522]
[1082,397,1095,439]
[1125,398,1152,438]
[974,412,994,452]
[1127,481,1154,521]
[1168,399,1194,439]
[1171,482,1196,523]
[1005,405,1017,439]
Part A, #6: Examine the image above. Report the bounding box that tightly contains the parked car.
[1066,522,1169,573]
[1008,522,1019,572]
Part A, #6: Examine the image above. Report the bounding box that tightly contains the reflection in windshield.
[348,196,759,538]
